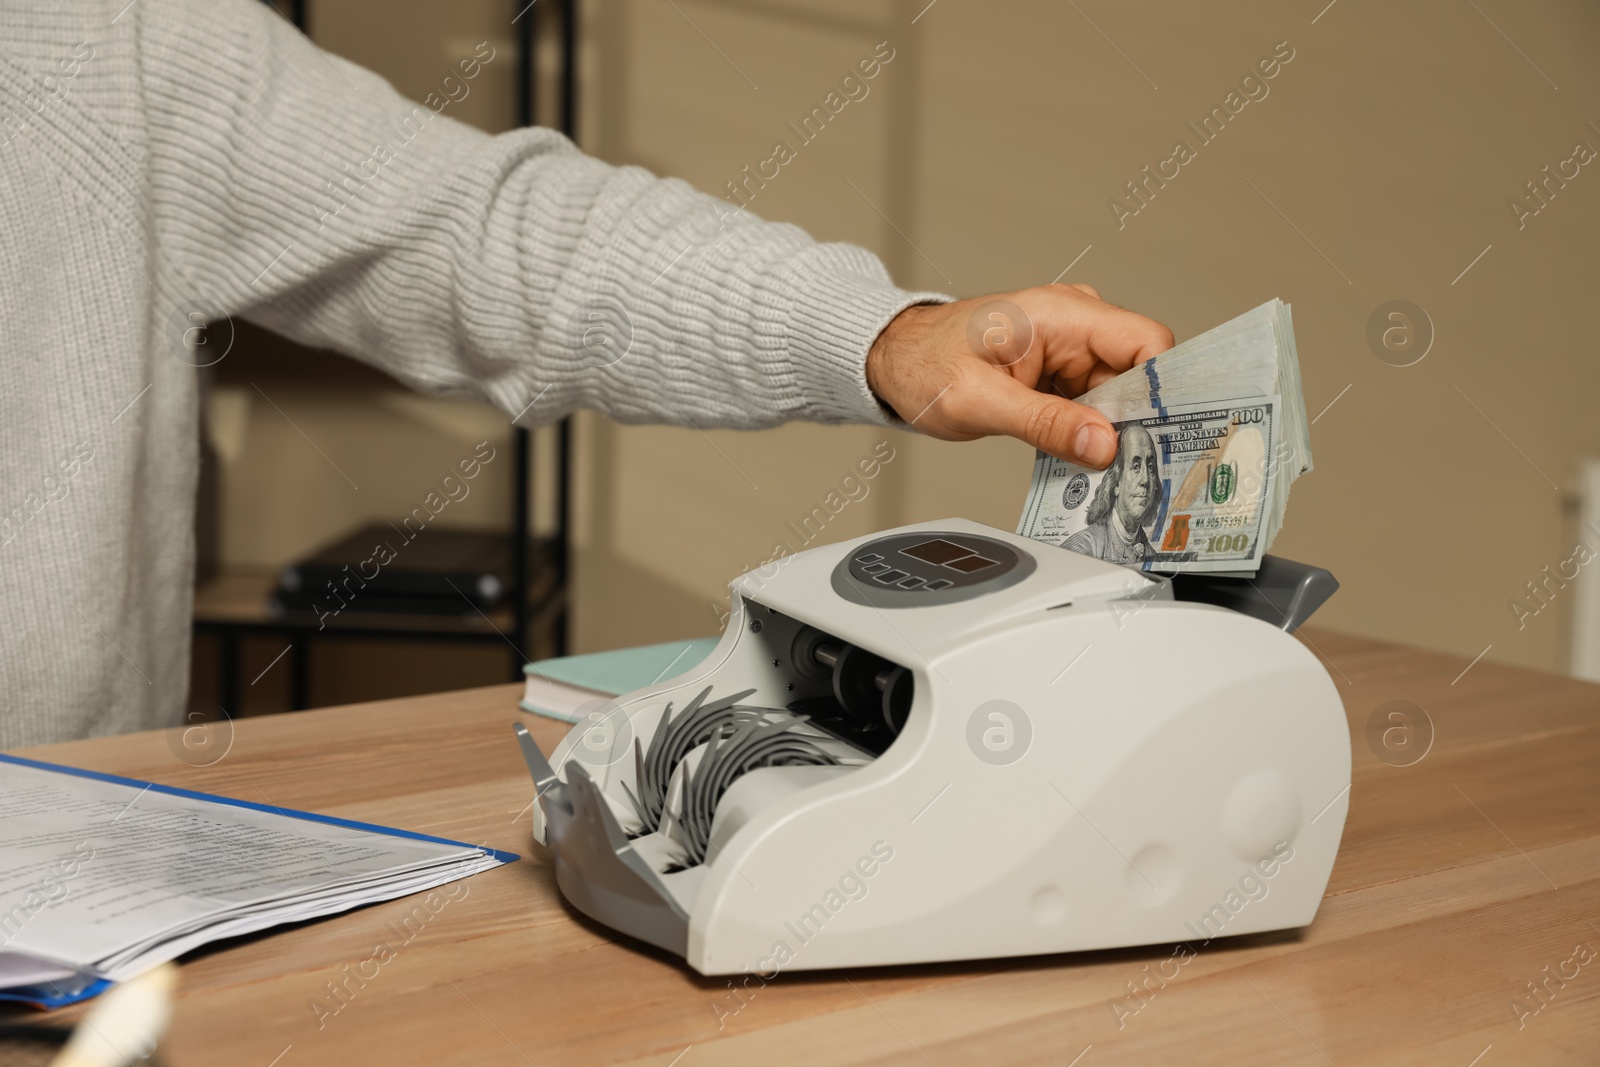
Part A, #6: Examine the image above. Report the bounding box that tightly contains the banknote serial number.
[1192,515,1251,529]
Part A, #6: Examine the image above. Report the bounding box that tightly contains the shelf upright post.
[555,0,577,656]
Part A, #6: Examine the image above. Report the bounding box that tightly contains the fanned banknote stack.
[1015,298,1310,576]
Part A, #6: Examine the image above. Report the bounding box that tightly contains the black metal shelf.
[193,541,565,711]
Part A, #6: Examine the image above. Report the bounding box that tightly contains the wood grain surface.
[8,628,1598,1066]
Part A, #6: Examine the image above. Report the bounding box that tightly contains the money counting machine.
[514,518,1349,974]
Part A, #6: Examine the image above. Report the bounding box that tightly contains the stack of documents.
[1016,298,1311,575]
[0,754,515,1007]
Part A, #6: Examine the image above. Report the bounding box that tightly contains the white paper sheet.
[0,758,506,983]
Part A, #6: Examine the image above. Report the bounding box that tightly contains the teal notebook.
[520,637,719,723]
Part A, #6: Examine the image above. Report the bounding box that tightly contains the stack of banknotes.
[1015,298,1310,576]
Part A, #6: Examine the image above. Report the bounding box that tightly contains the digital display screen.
[902,538,975,565]
[839,529,1033,608]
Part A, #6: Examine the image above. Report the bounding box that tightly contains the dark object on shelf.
[195,537,564,714]
[1168,555,1338,633]
[275,524,515,612]
[270,591,483,617]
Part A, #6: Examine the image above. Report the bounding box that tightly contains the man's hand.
[865,284,1175,468]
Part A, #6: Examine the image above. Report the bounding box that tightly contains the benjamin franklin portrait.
[1060,424,1163,565]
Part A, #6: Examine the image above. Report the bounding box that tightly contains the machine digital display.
[901,538,974,565]
[902,538,1000,572]
[832,530,1035,607]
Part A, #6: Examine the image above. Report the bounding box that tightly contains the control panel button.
[896,575,926,589]
[861,562,890,575]
[874,568,909,584]
[855,552,883,564]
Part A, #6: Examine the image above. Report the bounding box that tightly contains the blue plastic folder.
[520,636,719,722]
[0,973,111,1009]
[0,753,518,1009]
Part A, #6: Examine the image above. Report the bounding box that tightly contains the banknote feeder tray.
[514,518,1350,974]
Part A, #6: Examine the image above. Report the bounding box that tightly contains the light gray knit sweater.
[0,0,941,748]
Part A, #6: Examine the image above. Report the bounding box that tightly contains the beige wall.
[226,0,1600,686]
[573,0,1600,675]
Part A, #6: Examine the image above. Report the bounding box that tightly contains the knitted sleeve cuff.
[781,243,952,427]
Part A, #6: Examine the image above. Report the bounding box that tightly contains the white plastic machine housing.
[525,517,1350,975]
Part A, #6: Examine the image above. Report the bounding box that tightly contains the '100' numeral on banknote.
[1016,399,1278,572]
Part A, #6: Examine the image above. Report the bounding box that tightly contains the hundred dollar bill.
[1016,398,1279,573]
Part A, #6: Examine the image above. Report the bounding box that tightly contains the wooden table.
[11,629,1600,1066]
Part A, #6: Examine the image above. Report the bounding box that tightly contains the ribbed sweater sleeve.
[0,0,954,749]
[136,0,948,429]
